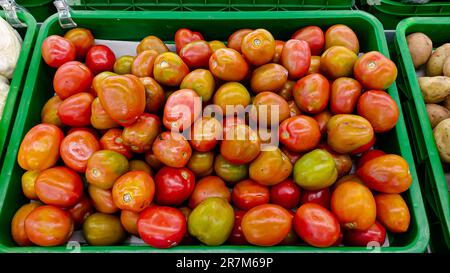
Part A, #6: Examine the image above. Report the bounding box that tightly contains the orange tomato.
[90,97,119,130]
[272,40,285,63]
[112,171,155,212]
[100,128,134,159]
[293,73,330,114]
[375,193,410,233]
[325,24,359,54]
[251,63,288,94]
[60,130,100,172]
[131,50,158,77]
[21,170,40,200]
[11,202,41,246]
[220,124,261,164]
[153,52,189,86]
[121,210,140,236]
[88,184,119,214]
[189,176,231,209]
[279,115,321,153]
[140,77,165,114]
[152,132,192,168]
[137,35,169,54]
[227,29,253,53]
[190,117,223,152]
[357,90,399,133]
[122,113,161,153]
[252,92,290,125]
[353,51,397,90]
[249,147,293,186]
[41,96,63,126]
[209,48,249,81]
[241,29,276,66]
[86,150,130,190]
[320,46,357,79]
[64,28,94,58]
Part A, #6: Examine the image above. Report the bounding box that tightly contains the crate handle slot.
[54,0,77,29]
[0,0,26,28]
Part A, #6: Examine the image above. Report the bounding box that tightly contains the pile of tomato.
[11,24,412,249]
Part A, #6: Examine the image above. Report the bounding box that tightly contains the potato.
[444,57,450,77]
[426,103,450,128]
[406,32,433,68]
[433,118,450,163]
[442,95,450,111]
[426,43,450,76]
[419,76,450,103]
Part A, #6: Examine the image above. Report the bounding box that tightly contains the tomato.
[252,92,290,125]
[313,110,332,135]
[249,147,292,186]
[292,26,325,56]
[308,56,321,75]
[344,221,386,247]
[129,160,153,175]
[334,175,364,190]
[188,176,230,209]
[279,115,321,153]
[294,203,340,247]
[153,52,190,86]
[41,96,63,126]
[270,179,301,209]
[154,166,194,206]
[91,97,118,130]
[320,46,357,79]
[86,150,129,190]
[85,45,116,75]
[180,40,212,68]
[112,171,155,212]
[180,69,215,103]
[83,213,126,246]
[138,77,165,114]
[272,40,285,63]
[228,210,247,245]
[227,29,253,53]
[221,124,261,164]
[175,28,204,53]
[57,92,93,127]
[11,202,41,246]
[113,55,134,75]
[242,204,292,246]
[121,210,140,236]
[214,154,249,185]
[68,195,93,229]
[288,100,302,117]
[357,154,412,194]
[213,82,251,114]
[325,24,359,54]
[300,188,331,209]
[209,40,226,52]
[357,149,386,170]
[88,185,119,214]
[209,48,249,81]
[281,39,311,80]
[152,132,192,168]
[231,179,270,211]
[18,124,64,171]
[63,28,94,58]
[330,77,362,114]
[121,114,161,153]
[331,181,376,230]
[241,29,275,66]
[250,64,288,94]
[375,193,410,233]
[278,80,295,101]
[281,146,302,165]
[99,74,146,126]
[354,51,398,90]
[100,128,133,159]
[53,61,93,99]
[327,114,374,154]
[293,149,338,190]
[92,71,116,96]
[357,90,399,133]
[190,117,222,152]
[131,50,158,77]
[293,73,330,114]
[319,143,353,177]
[137,35,169,54]
[280,211,300,246]
[21,171,39,200]
[60,130,100,172]
[163,89,201,132]
[41,35,76,68]
[350,135,376,156]
[25,205,74,246]
[186,151,213,177]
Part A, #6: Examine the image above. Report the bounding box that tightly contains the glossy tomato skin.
[99,74,146,126]
[180,40,212,68]
[320,46,357,79]
[63,28,94,58]
[252,92,290,125]
[354,51,398,90]
[18,124,64,171]
[357,154,412,194]
[249,148,293,186]
[140,77,165,113]
[227,29,253,53]
[112,171,155,212]
[228,210,248,245]
[278,80,295,101]
[344,221,386,247]
[251,63,288,94]
[209,40,226,52]
[11,202,41,246]
[294,203,340,247]
[209,48,249,82]
[189,176,230,208]
[53,61,93,99]
[152,132,192,168]
[180,69,215,103]
[92,71,116,96]
[88,185,119,214]
[213,82,251,114]
[131,50,158,77]
[121,210,140,236]
[300,188,331,209]
[325,24,359,54]
[68,195,94,229]
[214,154,249,185]
[293,73,330,114]
[155,166,195,206]
[357,90,399,133]
[100,128,133,159]
[330,77,362,114]
[190,117,223,152]
[187,151,214,177]
[24,205,73,246]
[137,35,169,54]
[279,115,321,153]
[221,124,261,164]
[319,143,352,178]
[85,45,116,75]
[91,97,118,130]
[114,55,134,75]
[270,179,301,209]
[242,204,292,246]
[241,29,276,66]
[292,26,325,56]
[60,130,100,172]
[58,92,94,127]
[41,96,63,126]
[138,206,186,248]
[175,28,204,53]
[313,110,332,135]
[308,56,321,75]
[289,100,302,118]
[232,179,270,211]
[281,39,311,80]
[21,171,39,200]
[357,149,386,170]
[375,194,410,233]
[41,35,76,68]
[122,113,161,153]
[129,160,153,175]
[272,40,285,63]
[163,89,201,132]
[86,150,129,190]
[153,52,190,86]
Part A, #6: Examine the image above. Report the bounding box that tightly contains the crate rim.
[372,0,450,16]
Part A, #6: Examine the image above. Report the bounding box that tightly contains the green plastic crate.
[0,10,429,253]
[0,11,37,162]
[364,0,450,29]
[394,17,450,252]
[66,0,355,11]
[16,0,56,22]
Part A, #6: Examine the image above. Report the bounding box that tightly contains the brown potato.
[419,76,450,103]
[426,43,450,76]
[433,118,450,163]
[406,32,433,69]
[444,57,450,77]
[426,103,450,128]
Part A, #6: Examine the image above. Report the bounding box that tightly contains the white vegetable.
[0,16,22,79]
[0,75,10,118]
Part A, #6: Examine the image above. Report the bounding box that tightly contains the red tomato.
[163,89,202,131]
[68,195,94,229]
[227,210,248,245]
[18,123,64,171]
[294,203,340,247]
[330,77,362,115]
[155,166,195,206]
[357,149,386,170]
[279,115,321,153]
[53,61,93,99]
[190,117,223,152]
[180,40,212,68]
[300,188,331,209]
[112,171,155,212]
[60,130,100,172]
[63,28,95,58]
[281,39,311,80]
[344,221,386,247]
[231,179,270,211]
[152,132,192,168]
[57,92,94,127]
[67,127,99,138]
[35,166,84,208]
[175,28,204,53]
[270,179,301,209]
[138,206,186,248]
[100,128,133,159]
[353,51,398,90]
[291,26,325,56]
[41,35,76,68]
[293,73,330,114]
[357,90,399,133]
[85,45,116,75]
[227,29,253,53]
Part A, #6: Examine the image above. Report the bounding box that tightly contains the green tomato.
[83,213,127,246]
[187,151,215,177]
[214,154,248,184]
[293,149,338,190]
[180,69,215,102]
[188,197,234,246]
[113,55,135,75]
